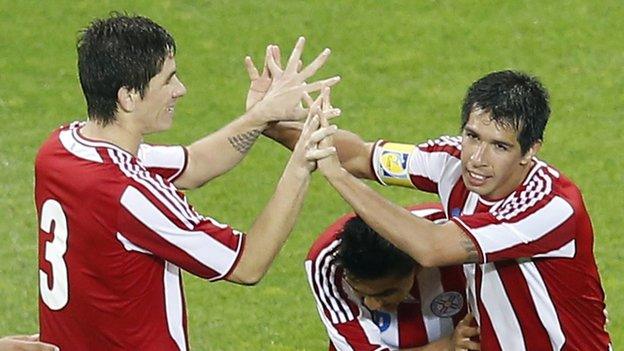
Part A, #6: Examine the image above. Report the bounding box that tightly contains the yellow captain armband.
[372,141,416,188]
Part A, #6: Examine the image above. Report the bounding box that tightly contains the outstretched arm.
[315,99,479,267]
[175,38,339,189]
[226,88,338,284]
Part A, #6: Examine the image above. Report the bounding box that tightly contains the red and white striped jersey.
[36,122,245,350]
[306,203,467,351]
[371,136,611,350]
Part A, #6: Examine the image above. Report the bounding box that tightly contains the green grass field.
[1,1,622,349]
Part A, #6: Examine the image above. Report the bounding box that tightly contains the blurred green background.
[1,0,621,349]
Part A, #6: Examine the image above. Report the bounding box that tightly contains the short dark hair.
[336,216,415,280]
[460,70,550,154]
[77,13,176,125]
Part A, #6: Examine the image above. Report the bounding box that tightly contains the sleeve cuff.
[450,217,486,263]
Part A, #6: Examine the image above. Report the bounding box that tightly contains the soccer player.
[307,203,479,351]
[266,71,612,349]
[35,14,338,350]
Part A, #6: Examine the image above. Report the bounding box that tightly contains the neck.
[81,119,142,156]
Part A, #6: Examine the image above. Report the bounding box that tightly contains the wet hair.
[336,216,415,280]
[460,70,550,154]
[77,12,176,125]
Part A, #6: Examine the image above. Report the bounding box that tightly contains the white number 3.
[39,199,69,310]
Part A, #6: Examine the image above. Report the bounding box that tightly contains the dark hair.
[460,70,550,154]
[336,216,415,280]
[77,13,176,125]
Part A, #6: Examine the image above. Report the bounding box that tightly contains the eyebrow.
[165,70,176,83]
[463,126,515,148]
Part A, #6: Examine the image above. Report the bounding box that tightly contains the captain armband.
[372,141,417,188]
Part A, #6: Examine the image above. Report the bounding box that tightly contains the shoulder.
[491,159,583,223]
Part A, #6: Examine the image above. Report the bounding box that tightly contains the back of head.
[460,70,551,154]
[336,216,415,280]
[77,13,176,125]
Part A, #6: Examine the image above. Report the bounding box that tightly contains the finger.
[457,339,481,350]
[459,326,480,338]
[302,91,315,107]
[261,45,272,78]
[302,76,341,93]
[285,36,305,75]
[267,47,283,79]
[297,59,303,73]
[244,56,260,80]
[302,114,320,135]
[325,108,341,120]
[298,48,331,81]
[306,147,336,161]
[271,45,282,70]
[309,125,338,144]
[321,86,331,112]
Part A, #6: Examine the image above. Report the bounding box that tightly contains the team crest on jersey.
[372,310,392,332]
[380,150,408,178]
[430,291,463,318]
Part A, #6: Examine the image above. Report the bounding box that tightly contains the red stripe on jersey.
[495,261,551,349]
[409,175,438,193]
[399,285,428,346]
[418,136,462,158]
[474,267,502,351]
[333,322,384,351]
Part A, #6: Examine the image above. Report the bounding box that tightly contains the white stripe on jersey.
[120,186,239,278]
[313,240,353,324]
[480,263,526,351]
[110,150,198,229]
[306,261,385,351]
[164,262,186,351]
[306,261,356,351]
[533,239,576,258]
[470,196,574,256]
[519,261,565,350]
[59,129,103,163]
[417,268,454,341]
[116,232,153,254]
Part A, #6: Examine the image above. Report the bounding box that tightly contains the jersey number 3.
[39,199,69,310]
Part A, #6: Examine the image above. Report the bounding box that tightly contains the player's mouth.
[465,170,491,187]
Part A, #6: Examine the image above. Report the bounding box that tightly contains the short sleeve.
[137,144,188,182]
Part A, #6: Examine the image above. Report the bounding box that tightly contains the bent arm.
[264,122,377,179]
[323,167,479,267]
[225,159,310,285]
[174,110,268,189]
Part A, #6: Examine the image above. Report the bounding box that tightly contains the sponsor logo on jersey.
[430,291,463,318]
[372,310,392,332]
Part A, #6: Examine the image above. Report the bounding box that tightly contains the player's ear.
[520,141,542,165]
[117,86,138,112]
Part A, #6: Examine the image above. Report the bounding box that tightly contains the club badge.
[430,291,463,318]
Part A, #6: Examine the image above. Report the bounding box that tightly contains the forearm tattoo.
[461,238,479,263]
[228,129,261,154]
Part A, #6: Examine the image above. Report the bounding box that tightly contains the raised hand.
[244,45,280,111]
[250,37,340,123]
[315,86,343,176]
[290,87,339,173]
